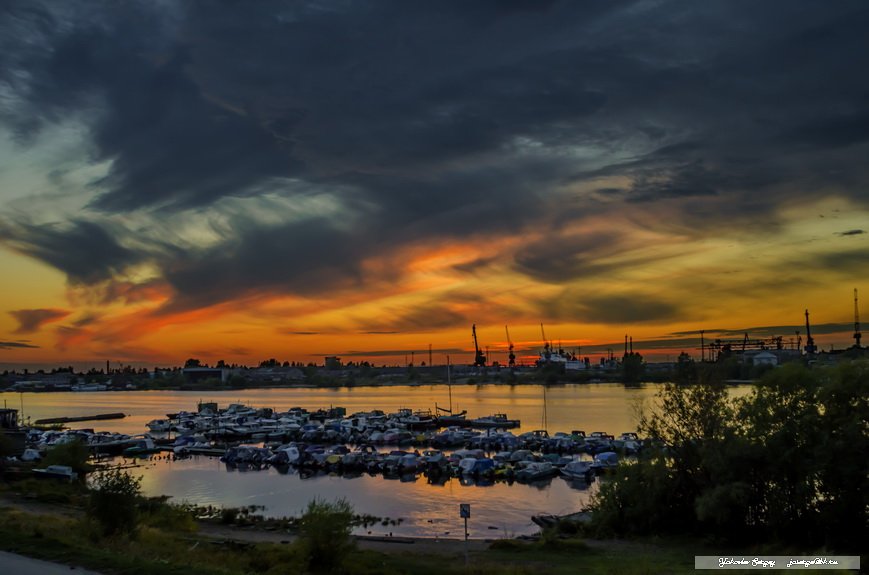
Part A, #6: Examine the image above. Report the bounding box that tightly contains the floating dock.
[34,412,126,425]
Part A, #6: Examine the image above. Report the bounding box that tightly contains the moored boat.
[33,464,78,481]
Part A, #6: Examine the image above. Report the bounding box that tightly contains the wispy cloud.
[0,340,39,350]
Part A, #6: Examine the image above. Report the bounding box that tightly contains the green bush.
[488,538,530,551]
[140,497,198,532]
[88,468,142,538]
[221,506,240,524]
[42,439,90,475]
[298,497,356,573]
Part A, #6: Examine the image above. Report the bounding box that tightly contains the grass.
[0,482,830,575]
[0,502,700,575]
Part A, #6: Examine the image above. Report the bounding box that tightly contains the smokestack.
[630,336,633,354]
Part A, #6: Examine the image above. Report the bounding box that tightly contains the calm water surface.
[2,383,750,537]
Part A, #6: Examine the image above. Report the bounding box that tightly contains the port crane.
[854,288,862,348]
[703,332,785,360]
[472,324,486,367]
[540,323,551,360]
[804,309,817,354]
[505,325,516,368]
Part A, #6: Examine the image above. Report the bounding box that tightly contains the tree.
[738,363,822,545]
[297,498,356,573]
[674,352,697,385]
[184,358,201,368]
[591,362,868,551]
[814,361,869,550]
[621,352,645,384]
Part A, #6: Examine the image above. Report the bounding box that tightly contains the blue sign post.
[459,503,471,565]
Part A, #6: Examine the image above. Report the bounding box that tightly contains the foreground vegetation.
[0,487,670,575]
[1,465,855,574]
[589,361,868,553]
[0,501,764,575]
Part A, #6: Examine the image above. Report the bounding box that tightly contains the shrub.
[88,468,142,538]
[42,439,90,475]
[297,497,355,573]
[221,506,240,524]
[141,498,199,532]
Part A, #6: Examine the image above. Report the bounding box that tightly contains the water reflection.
[132,453,596,538]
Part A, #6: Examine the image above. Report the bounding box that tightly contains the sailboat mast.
[447,355,452,413]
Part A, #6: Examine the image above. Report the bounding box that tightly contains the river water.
[1,383,751,538]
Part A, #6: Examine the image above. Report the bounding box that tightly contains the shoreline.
[2,378,686,394]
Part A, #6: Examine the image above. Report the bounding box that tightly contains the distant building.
[248,367,304,383]
[182,367,230,383]
[752,351,779,367]
[9,373,74,391]
[325,356,342,370]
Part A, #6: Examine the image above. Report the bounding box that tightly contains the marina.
[2,383,753,538]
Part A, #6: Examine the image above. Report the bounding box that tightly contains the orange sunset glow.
[1,2,868,370]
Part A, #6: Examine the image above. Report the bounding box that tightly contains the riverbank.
[0,482,786,575]
[2,375,672,393]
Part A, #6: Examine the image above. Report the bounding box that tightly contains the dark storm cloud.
[158,217,371,312]
[4,18,298,211]
[514,232,621,283]
[9,308,70,333]
[0,219,143,284]
[2,1,869,311]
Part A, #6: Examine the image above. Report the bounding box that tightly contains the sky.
[1,0,868,370]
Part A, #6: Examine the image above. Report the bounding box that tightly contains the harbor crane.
[804,309,817,354]
[540,323,551,360]
[854,288,862,348]
[472,324,486,367]
[505,325,516,368]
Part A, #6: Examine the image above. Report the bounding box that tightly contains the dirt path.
[0,551,105,575]
[196,521,494,555]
